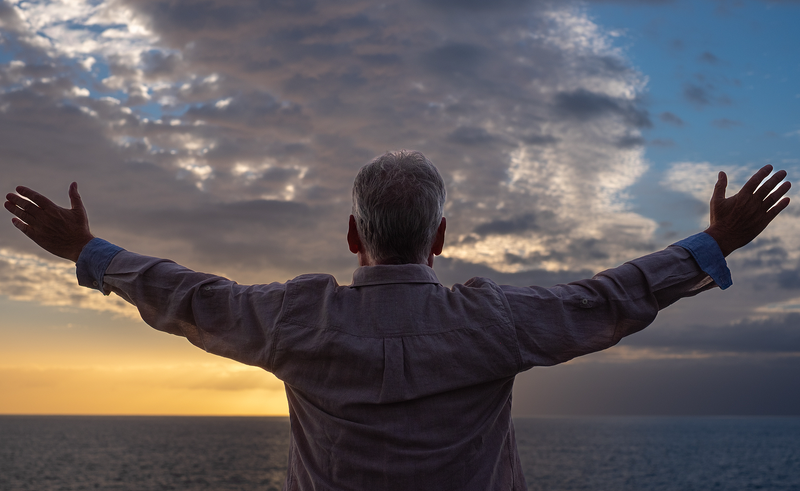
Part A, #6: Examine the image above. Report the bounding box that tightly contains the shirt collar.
[350,263,441,287]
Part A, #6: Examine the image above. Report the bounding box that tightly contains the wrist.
[702,227,733,257]
[68,234,95,263]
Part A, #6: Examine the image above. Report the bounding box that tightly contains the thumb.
[69,182,84,211]
[712,171,727,203]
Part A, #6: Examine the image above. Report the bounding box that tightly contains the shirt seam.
[273,320,511,340]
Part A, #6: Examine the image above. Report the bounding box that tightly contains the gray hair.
[352,150,447,265]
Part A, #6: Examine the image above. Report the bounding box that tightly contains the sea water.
[1,416,799,490]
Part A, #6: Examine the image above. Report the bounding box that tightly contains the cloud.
[683,82,712,106]
[582,0,676,3]
[662,161,750,203]
[472,213,542,236]
[698,51,720,64]
[649,138,675,147]
[777,269,800,289]
[0,0,665,286]
[623,314,800,354]
[0,248,137,318]
[447,126,503,146]
[553,89,651,128]
[662,161,723,203]
[615,134,646,148]
[421,43,487,77]
[513,354,800,416]
[659,111,685,127]
[683,82,732,108]
[711,118,743,129]
[184,91,309,130]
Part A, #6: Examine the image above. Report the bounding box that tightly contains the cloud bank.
[0,0,657,287]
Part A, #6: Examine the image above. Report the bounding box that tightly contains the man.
[4,150,791,490]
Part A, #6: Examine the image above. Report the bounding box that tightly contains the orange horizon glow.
[1,295,290,416]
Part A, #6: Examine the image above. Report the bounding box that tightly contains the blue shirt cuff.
[674,232,732,290]
[76,238,124,294]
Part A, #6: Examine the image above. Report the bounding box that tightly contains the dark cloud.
[624,314,800,354]
[421,43,486,77]
[128,199,335,270]
[521,133,559,146]
[682,82,733,108]
[140,50,182,77]
[711,118,742,129]
[435,257,594,289]
[615,135,646,148]
[513,355,800,416]
[473,213,540,236]
[698,51,720,64]
[683,83,712,106]
[554,89,651,128]
[778,270,800,289]
[582,0,675,3]
[0,0,23,32]
[649,138,675,147]
[139,0,317,31]
[659,111,685,126]
[729,239,787,269]
[419,0,538,12]
[184,91,309,130]
[484,236,627,270]
[447,126,500,146]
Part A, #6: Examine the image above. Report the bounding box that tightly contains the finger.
[5,192,37,210]
[763,181,791,208]
[711,171,728,203]
[69,182,85,212]
[15,186,57,210]
[741,165,773,195]
[4,196,38,221]
[766,197,790,219]
[11,217,31,236]
[755,169,788,199]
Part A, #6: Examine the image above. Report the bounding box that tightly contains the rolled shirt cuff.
[76,237,124,294]
[674,232,732,290]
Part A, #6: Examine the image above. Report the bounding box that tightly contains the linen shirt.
[76,233,730,491]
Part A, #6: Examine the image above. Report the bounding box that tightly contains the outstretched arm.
[704,164,791,257]
[511,165,791,368]
[4,182,94,262]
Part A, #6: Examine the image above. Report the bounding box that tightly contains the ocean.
[1,416,799,490]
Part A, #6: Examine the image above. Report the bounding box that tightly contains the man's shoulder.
[288,272,341,286]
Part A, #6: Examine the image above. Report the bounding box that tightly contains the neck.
[358,252,434,268]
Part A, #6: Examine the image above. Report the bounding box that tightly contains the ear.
[431,217,446,256]
[347,215,362,254]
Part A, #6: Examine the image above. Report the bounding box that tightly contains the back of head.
[352,150,447,265]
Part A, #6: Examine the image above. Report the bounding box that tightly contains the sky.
[0,0,798,416]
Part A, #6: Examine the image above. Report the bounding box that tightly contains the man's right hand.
[4,182,94,263]
[704,165,791,257]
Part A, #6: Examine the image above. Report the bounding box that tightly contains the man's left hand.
[704,165,791,257]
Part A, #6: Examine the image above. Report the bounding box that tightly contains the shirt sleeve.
[76,237,124,293]
[505,235,728,369]
[674,232,732,289]
[78,243,287,370]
